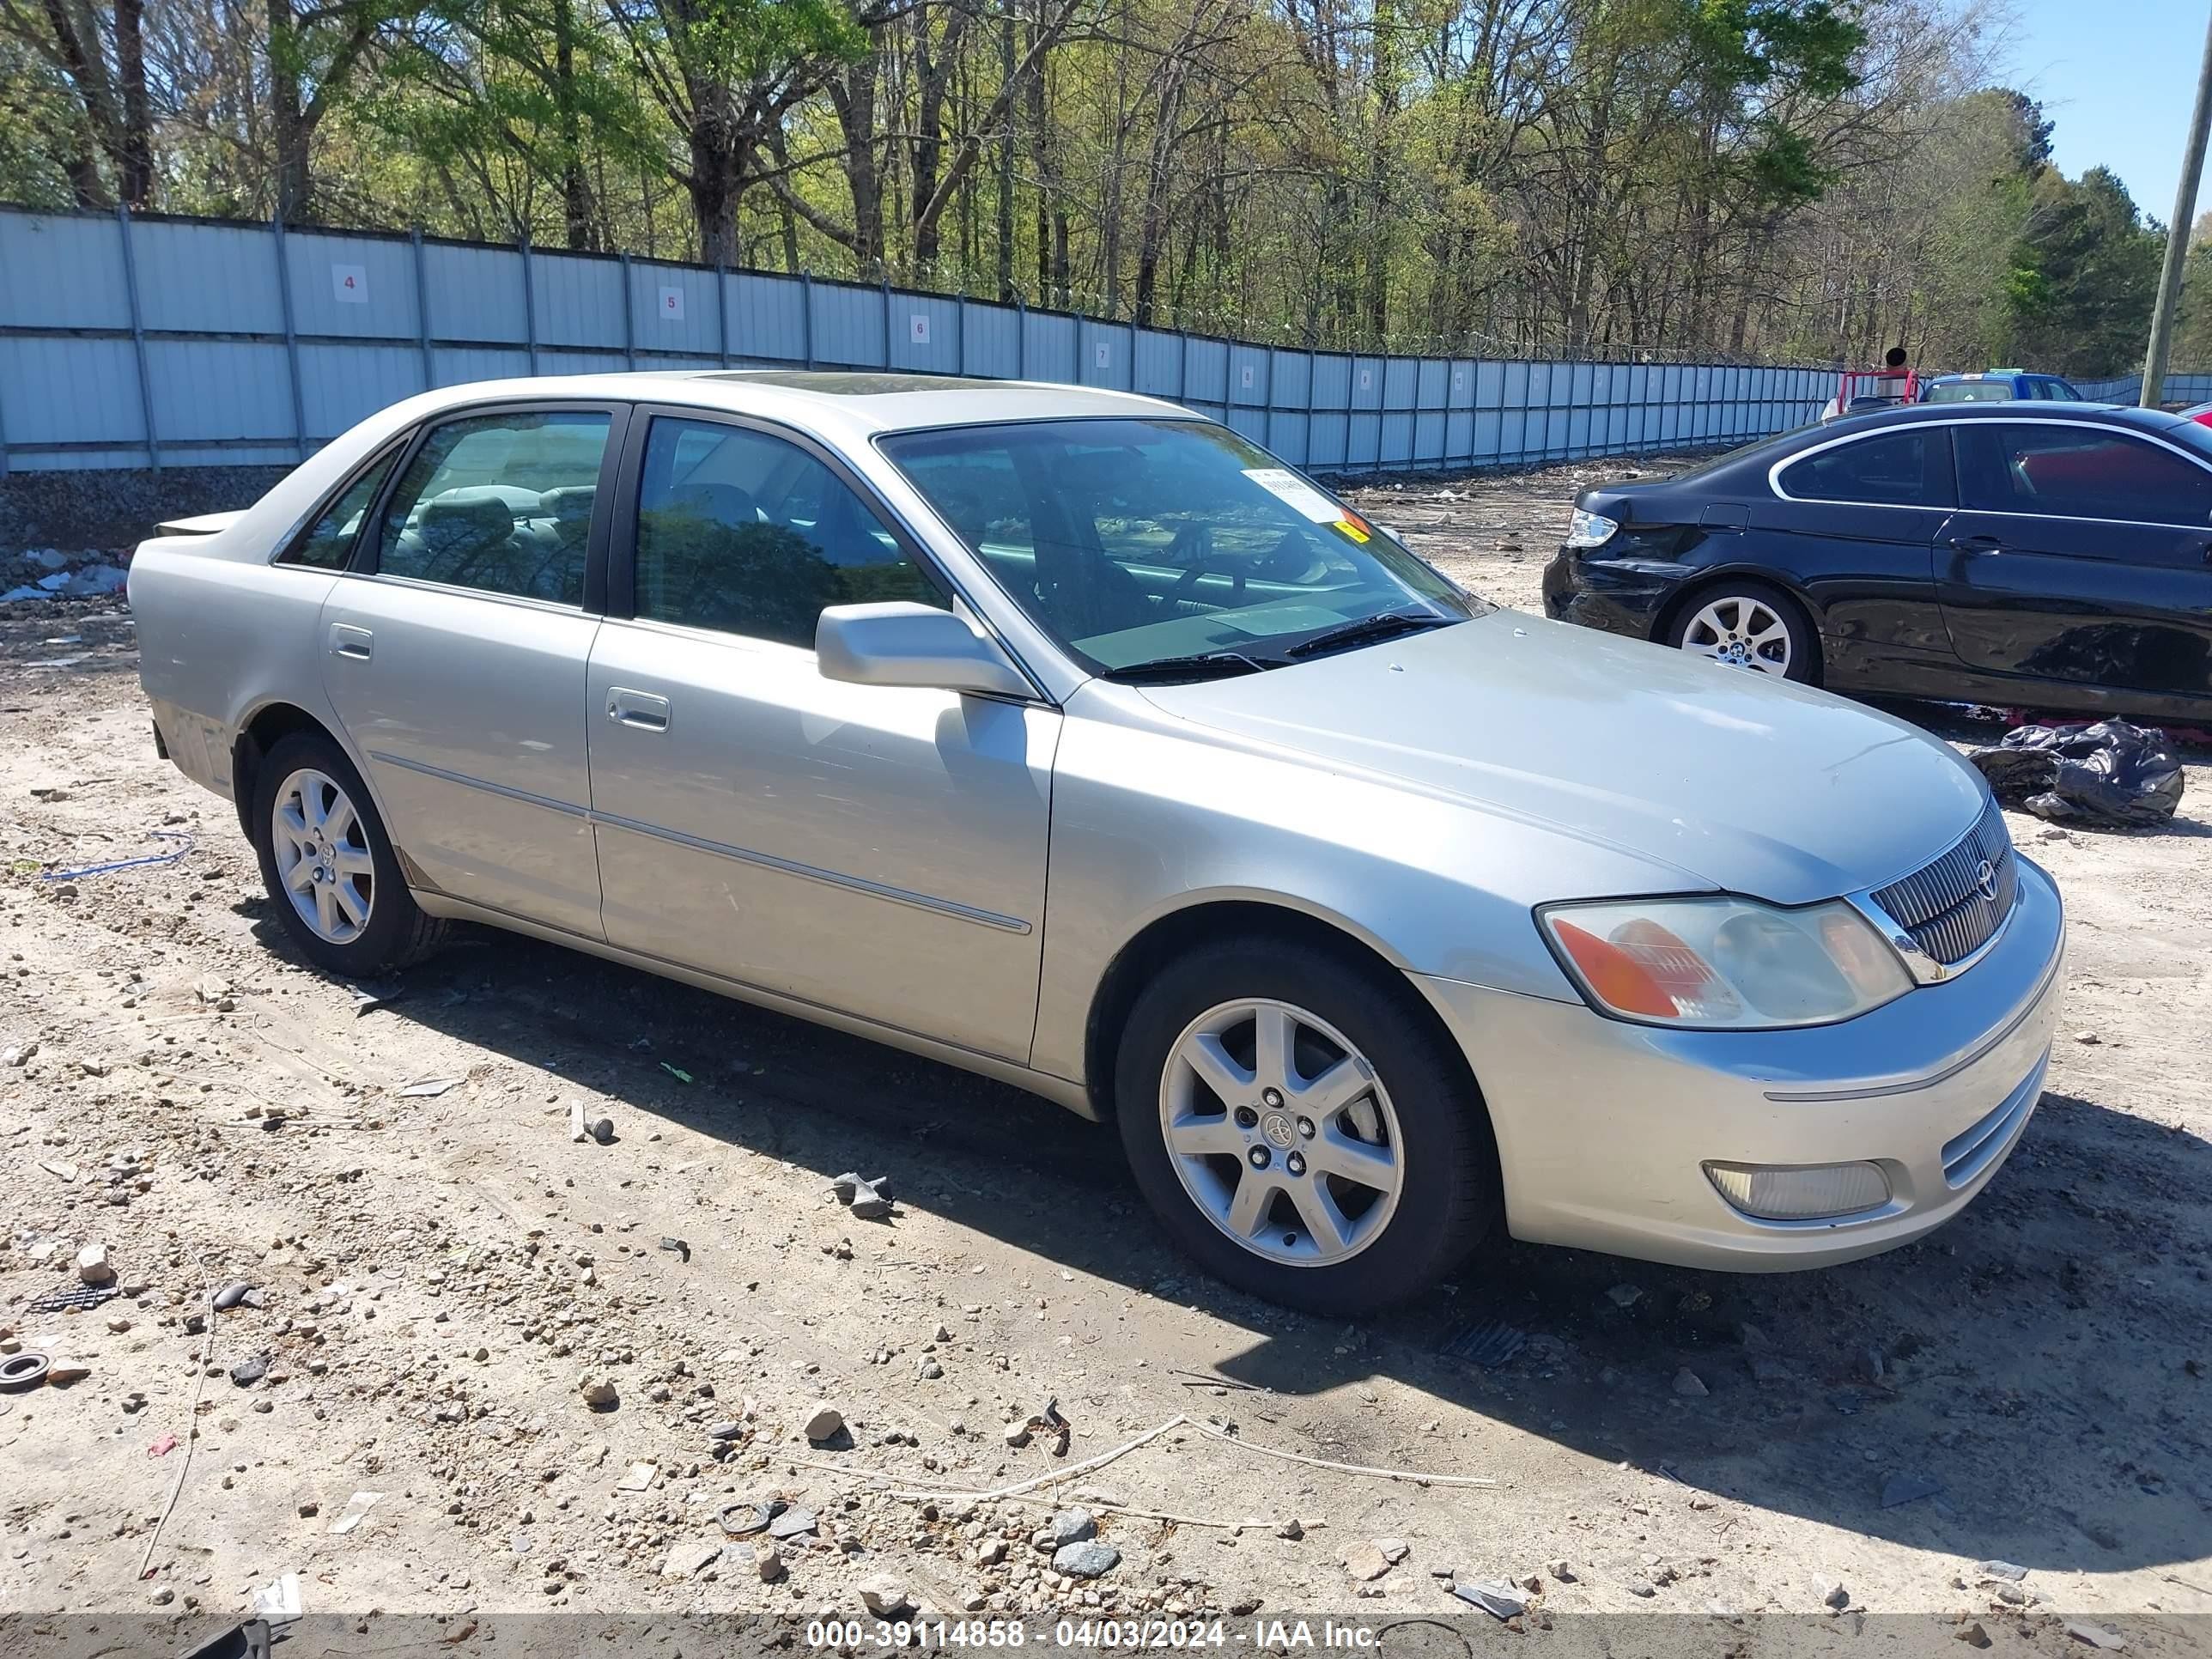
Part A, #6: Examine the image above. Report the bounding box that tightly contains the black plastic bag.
[1966,720,2185,829]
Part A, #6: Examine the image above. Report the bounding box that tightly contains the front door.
[586,410,1059,1061]
[319,402,623,938]
[1940,420,2212,706]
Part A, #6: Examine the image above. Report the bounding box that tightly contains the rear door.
[584,408,1059,1060]
[1759,425,1959,671]
[319,401,624,937]
[1939,419,2212,706]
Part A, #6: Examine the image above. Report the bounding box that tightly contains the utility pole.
[2142,5,2212,408]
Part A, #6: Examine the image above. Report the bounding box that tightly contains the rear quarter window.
[1776,429,1953,507]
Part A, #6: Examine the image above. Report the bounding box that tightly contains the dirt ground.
[3,458,2210,1656]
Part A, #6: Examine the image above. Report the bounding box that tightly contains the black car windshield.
[877,418,1480,675]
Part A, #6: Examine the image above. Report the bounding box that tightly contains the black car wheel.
[1668,579,1820,684]
[1115,934,1500,1316]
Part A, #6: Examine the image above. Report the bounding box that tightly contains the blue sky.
[2008,0,2209,229]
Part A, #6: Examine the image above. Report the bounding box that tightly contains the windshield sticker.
[1333,511,1373,544]
[1243,467,1343,523]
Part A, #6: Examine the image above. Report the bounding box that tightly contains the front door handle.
[327,623,374,660]
[1948,533,2005,555]
[606,687,672,732]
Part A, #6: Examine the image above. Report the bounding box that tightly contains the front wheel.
[1668,579,1820,684]
[250,729,447,976]
[1115,938,1499,1316]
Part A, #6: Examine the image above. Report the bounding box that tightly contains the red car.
[2183,401,2212,428]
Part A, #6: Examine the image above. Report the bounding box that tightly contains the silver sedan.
[128,372,2066,1313]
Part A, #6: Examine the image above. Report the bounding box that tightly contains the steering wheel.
[1167,524,1247,606]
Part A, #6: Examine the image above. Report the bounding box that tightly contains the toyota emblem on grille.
[1974,859,1997,902]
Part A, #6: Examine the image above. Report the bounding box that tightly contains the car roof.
[392,368,1192,446]
[1813,398,2178,438]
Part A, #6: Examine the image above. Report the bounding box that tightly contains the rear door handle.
[327,623,374,660]
[606,687,672,732]
[1948,534,2005,555]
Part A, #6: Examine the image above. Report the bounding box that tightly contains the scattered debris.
[1672,1366,1709,1397]
[346,981,402,1015]
[803,1401,846,1443]
[831,1170,895,1220]
[1605,1283,1643,1309]
[251,1574,303,1626]
[1957,1621,1992,1648]
[1545,1559,1576,1583]
[1822,1582,1850,1611]
[658,1237,690,1262]
[147,1434,179,1457]
[719,1500,783,1537]
[860,1573,913,1616]
[614,1461,659,1492]
[1034,1510,1097,1549]
[660,1539,722,1580]
[1970,720,2183,830]
[327,1490,384,1535]
[767,1505,817,1540]
[659,1063,693,1084]
[579,1374,618,1410]
[1451,1577,1528,1620]
[1054,1541,1121,1579]
[37,1159,78,1183]
[1976,1560,2028,1583]
[26,1283,118,1316]
[41,830,195,883]
[1343,1540,1395,1582]
[754,1543,786,1583]
[2065,1622,2127,1652]
[398,1077,463,1097]
[1438,1316,1528,1368]
[212,1280,259,1312]
[228,1353,270,1388]
[0,1352,52,1392]
[588,1115,615,1145]
[1880,1471,1945,1509]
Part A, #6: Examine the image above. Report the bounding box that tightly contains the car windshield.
[1926,380,2016,403]
[877,418,1480,676]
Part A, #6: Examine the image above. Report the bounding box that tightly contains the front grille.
[1871,797,2016,966]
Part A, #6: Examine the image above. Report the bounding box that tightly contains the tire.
[1115,936,1499,1316]
[1667,578,1820,684]
[250,729,447,977]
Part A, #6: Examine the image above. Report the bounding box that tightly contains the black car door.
[1940,420,2212,706]
[1759,424,1958,673]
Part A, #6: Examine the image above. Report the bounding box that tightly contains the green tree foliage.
[0,0,2194,374]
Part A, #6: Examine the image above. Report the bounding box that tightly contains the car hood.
[1136,610,1989,906]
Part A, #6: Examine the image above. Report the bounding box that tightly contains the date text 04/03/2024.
[802,1620,1384,1650]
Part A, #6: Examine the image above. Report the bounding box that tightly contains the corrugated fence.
[0,204,1852,476]
[2076,373,2212,405]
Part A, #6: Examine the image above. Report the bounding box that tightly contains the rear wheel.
[1115,937,1498,1315]
[251,729,447,976]
[1668,579,1820,684]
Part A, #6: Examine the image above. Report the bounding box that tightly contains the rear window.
[1925,380,2017,404]
[1776,430,1953,507]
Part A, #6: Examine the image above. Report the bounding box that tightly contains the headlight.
[1565,507,1618,548]
[1537,896,1912,1029]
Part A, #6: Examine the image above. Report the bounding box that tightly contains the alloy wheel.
[270,767,375,945]
[1158,998,1404,1267]
[1681,593,1793,675]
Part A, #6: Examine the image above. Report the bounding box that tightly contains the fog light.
[1705,1160,1890,1221]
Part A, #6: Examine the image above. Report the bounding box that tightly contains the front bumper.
[1540,547,1679,638]
[1412,854,2067,1270]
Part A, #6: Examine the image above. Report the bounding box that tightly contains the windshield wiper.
[1284,610,1452,659]
[1102,651,1276,684]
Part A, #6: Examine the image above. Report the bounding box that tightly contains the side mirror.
[816,602,1034,699]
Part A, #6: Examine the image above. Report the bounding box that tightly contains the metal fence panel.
[0,205,1846,476]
